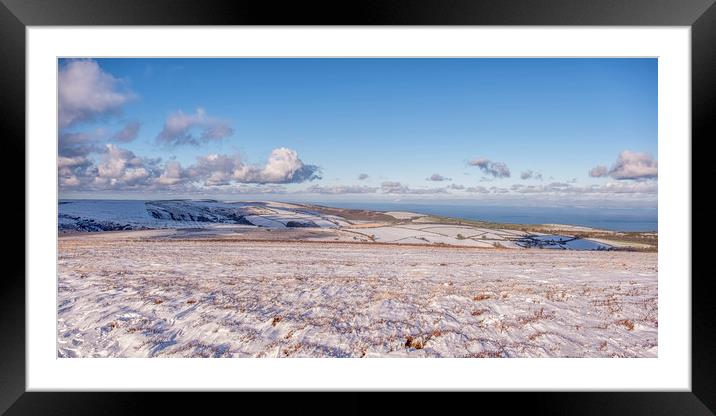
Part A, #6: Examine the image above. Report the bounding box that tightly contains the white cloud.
[589,165,609,178]
[58,155,94,188]
[489,186,510,194]
[380,181,447,194]
[58,130,106,157]
[59,146,320,192]
[594,181,658,194]
[58,60,135,129]
[520,170,543,180]
[503,181,657,195]
[92,144,156,188]
[427,173,451,182]
[590,151,658,180]
[188,154,238,186]
[156,161,186,186]
[380,181,410,194]
[156,108,234,146]
[58,155,91,170]
[465,186,489,193]
[111,121,141,142]
[232,148,321,184]
[60,176,81,187]
[305,185,378,194]
[468,158,511,178]
[608,151,658,180]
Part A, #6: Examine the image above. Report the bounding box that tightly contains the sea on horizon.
[314,201,657,232]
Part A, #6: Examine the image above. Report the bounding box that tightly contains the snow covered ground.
[59,199,647,251]
[59,199,339,231]
[384,211,426,220]
[58,238,657,358]
[344,224,526,248]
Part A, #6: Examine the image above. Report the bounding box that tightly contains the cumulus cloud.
[58,60,135,129]
[468,158,511,178]
[448,184,465,190]
[357,173,369,180]
[156,161,186,186]
[58,130,106,157]
[187,154,238,186]
[590,151,658,180]
[58,155,95,188]
[59,146,319,191]
[111,121,141,142]
[520,170,543,181]
[305,185,378,194]
[58,155,91,171]
[609,151,658,180]
[235,148,321,184]
[427,173,451,182]
[92,144,160,189]
[156,108,234,146]
[58,144,162,191]
[182,148,321,186]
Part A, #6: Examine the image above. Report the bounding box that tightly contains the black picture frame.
[1,0,713,413]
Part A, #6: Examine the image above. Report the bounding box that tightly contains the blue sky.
[58,58,658,207]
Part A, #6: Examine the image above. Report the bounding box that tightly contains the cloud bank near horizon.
[59,145,322,191]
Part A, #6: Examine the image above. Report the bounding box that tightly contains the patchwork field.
[58,238,657,358]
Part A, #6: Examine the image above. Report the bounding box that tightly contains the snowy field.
[59,199,631,250]
[58,238,657,358]
[59,199,340,231]
[344,225,526,248]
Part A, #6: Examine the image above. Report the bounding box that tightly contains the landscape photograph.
[57,58,658,358]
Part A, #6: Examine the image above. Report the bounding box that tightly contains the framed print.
[2,0,714,413]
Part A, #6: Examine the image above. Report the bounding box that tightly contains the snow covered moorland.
[59,199,342,231]
[57,200,658,357]
[58,199,657,250]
